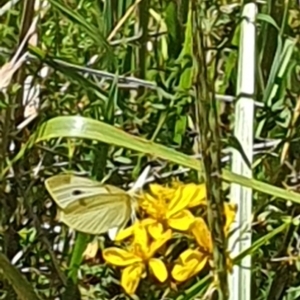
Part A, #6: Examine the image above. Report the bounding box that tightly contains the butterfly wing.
[60,193,132,235]
[45,175,109,210]
[45,174,133,235]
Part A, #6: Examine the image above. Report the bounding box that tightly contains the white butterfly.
[45,166,151,239]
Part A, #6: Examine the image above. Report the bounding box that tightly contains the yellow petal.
[133,222,149,254]
[140,218,157,227]
[139,193,162,217]
[149,229,172,257]
[191,218,212,253]
[171,249,208,282]
[170,180,182,189]
[167,210,195,231]
[147,222,164,239]
[188,183,207,208]
[149,258,168,282]
[224,203,237,233]
[114,225,134,241]
[149,184,176,199]
[103,248,142,266]
[140,193,156,206]
[149,184,167,196]
[121,263,144,295]
[167,184,201,217]
[115,218,156,242]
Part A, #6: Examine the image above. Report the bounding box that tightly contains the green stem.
[67,232,90,283]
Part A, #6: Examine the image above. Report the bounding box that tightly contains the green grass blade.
[5,116,300,205]
[0,253,42,300]
[233,219,291,264]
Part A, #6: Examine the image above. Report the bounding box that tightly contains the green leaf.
[6,116,300,205]
[257,13,280,31]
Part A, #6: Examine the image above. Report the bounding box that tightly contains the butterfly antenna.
[130,165,151,194]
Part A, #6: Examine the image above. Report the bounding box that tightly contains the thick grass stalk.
[192,1,228,299]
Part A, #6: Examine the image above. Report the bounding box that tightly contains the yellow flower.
[172,217,211,282]
[172,249,209,282]
[103,222,171,295]
[139,183,206,238]
[172,203,237,283]
[147,182,207,209]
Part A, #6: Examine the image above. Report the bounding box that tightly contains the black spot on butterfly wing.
[62,189,90,213]
[71,189,96,207]
[72,190,83,196]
